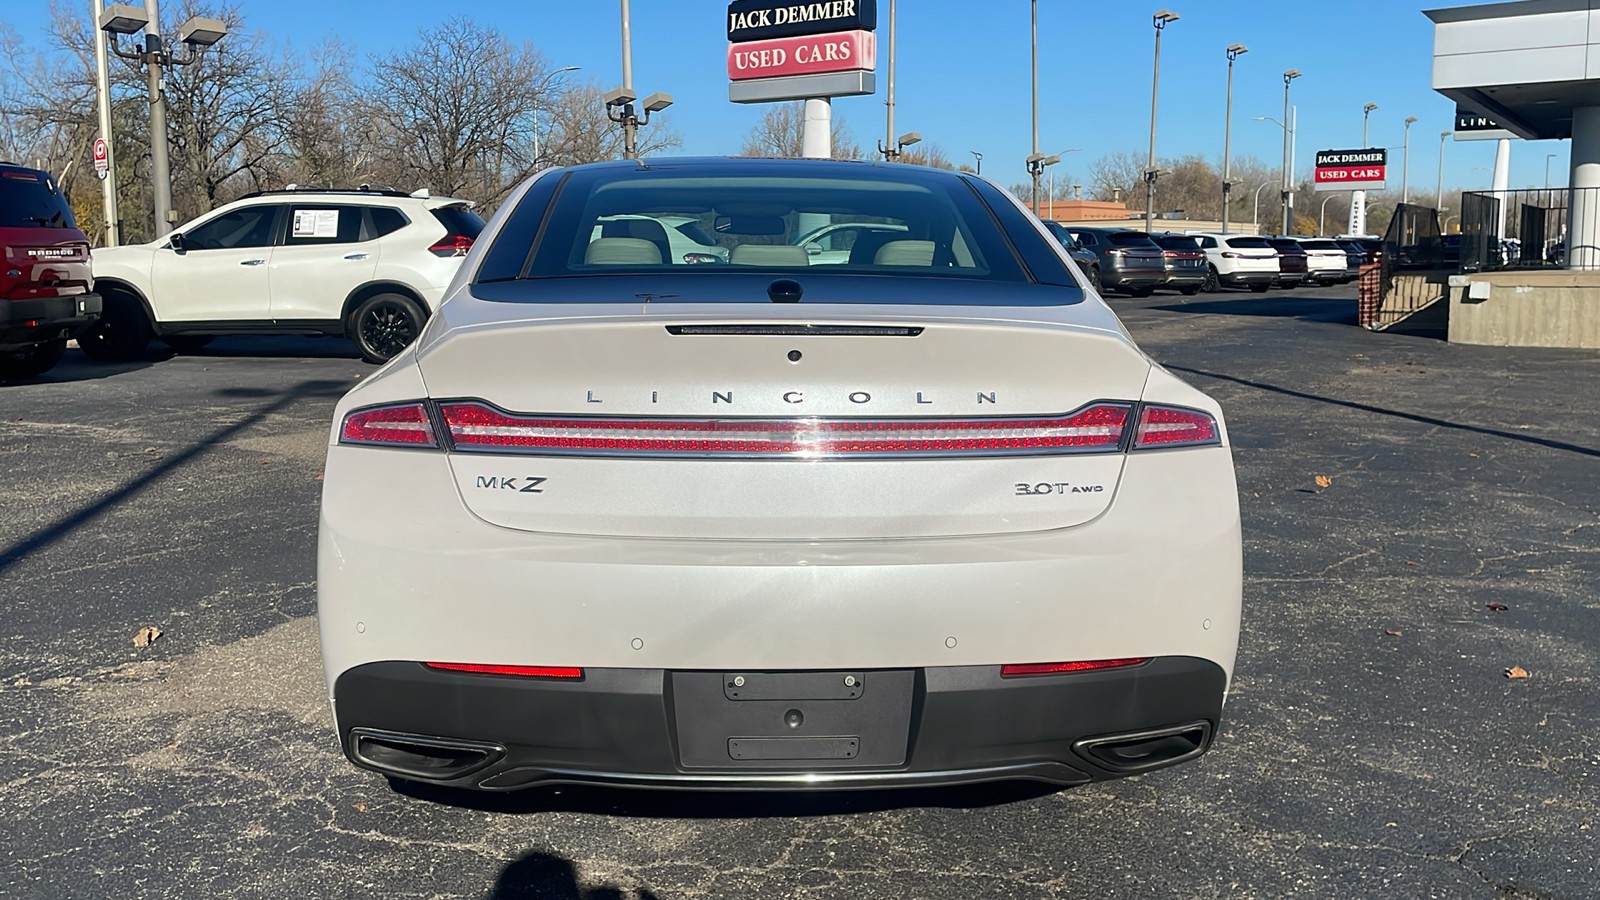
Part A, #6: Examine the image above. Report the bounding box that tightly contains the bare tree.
[897,143,955,170]
[739,101,863,159]
[1087,151,1144,203]
[276,38,384,189]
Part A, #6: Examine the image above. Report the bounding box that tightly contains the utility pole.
[1281,70,1302,235]
[91,0,119,247]
[1146,11,1179,234]
[1222,43,1247,235]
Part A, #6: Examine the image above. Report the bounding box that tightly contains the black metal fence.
[1382,202,1445,270]
[1458,187,1594,271]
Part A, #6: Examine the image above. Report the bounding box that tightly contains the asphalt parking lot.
[2,283,1597,899]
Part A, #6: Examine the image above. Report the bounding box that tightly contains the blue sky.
[4,0,1572,192]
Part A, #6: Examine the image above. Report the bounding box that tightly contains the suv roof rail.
[235,186,414,200]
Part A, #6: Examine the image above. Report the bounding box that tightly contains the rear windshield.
[1267,239,1304,252]
[1107,232,1159,247]
[1301,240,1342,251]
[430,205,485,237]
[0,170,77,229]
[1154,236,1200,251]
[499,164,1026,283]
[1224,237,1273,250]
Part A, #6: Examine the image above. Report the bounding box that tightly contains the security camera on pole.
[727,0,879,160]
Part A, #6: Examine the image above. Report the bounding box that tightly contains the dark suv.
[1066,227,1167,296]
[0,163,100,380]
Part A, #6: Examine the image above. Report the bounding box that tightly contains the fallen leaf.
[10,416,21,422]
[1314,475,1332,489]
[1505,666,1530,679]
[1468,453,1479,458]
[313,474,324,482]
[144,447,157,453]
[1385,629,1403,637]
[1405,560,1420,567]
[353,374,362,379]
[259,458,272,465]
[352,803,366,812]
[166,743,179,750]
[132,626,163,648]
[1488,603,1509,612]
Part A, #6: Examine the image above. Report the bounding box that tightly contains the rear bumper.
[334,656,1227,791]
[0,293,100,348]
[1162,270,1207,287]
[1217,270,1275,286]
[1102,267,1166,287]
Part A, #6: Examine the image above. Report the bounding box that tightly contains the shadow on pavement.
[1169,365,1600,458]
[1,349,159,386]
[389,777,1064,818]
[0,378,352,576]
[490,850,660,900]
[1152,294,1357,324]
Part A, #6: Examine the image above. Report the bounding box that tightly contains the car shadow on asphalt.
[0,378,353,576]
[490,850,660,900]
[1168,365,1600,459]
[1151,294,1358,324]
[388,776,1065,818]
[1,350,159,386]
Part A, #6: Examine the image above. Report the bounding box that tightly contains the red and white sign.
[727,29,875,81]
[1313,148,1387,192]
[92,138,109,178]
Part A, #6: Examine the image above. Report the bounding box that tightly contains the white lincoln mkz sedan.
[318,157,1242,794]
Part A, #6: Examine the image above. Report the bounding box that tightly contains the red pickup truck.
[1,162,101,380]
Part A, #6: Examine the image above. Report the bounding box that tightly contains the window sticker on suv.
[293,209,340,238]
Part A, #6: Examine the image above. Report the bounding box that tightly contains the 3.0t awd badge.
[1015,482,1104,495]
[475,476,547,493]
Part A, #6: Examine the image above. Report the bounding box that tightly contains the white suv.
[1190,234,1280,293]
[86,188,484,363]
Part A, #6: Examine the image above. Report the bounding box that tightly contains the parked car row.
[1040,220,1384,297]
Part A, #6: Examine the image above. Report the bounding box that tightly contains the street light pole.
[620,0,636,158]
[1438,130,1450,211]
[1281,69,1302,235]
[1029,0,1040,214]
[1320,194,1333,236]
[971,151,982,175]
[91,0,119,247]
[1146,11,1180,234]
[143,0,174,235]
[1253,180,1272,228]
[1222,43,1247,235]
[531,66,580,166]
[1546,152,1558,189]
[1353,102,1376,236]
[884,0,896,159]
[1402,115,1418,203]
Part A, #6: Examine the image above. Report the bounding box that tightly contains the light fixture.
[178,16,228,47]
[603,87,636,108]
[897,131,922,147]
[97,3,149,34]
[641,92,674,113]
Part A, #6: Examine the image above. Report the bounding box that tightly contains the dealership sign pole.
[727,0,878,159]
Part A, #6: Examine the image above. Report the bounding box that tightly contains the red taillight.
[425,662,583,679]
[1220,251,1240,258]
[339,403,436,447]
[438,402,1131,457]
[1133,405,1220,449]
[429,235,474,257]
[1001,658,1151,677]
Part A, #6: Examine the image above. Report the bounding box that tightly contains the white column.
[1570,106,1600,270]
[1349,190,1366,236]
[801,98,832,159]
[1492,138,1511,238]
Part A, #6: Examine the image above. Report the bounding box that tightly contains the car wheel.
[0,338,67,381]
[351,293,426,364]
[160,335,215,353]
[77,288,152,361]
[1179,285,1201,296]
[1088,266,1102,293]
[1249,283,1270,293]
[1201,266,1220,293]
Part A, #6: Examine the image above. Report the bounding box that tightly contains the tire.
[1088,266,1102,293]
[1201,266,1220,293]
[1249,283,1271,293]
[1129,286,1155,298]
[160,335,215,353]
[351,293,426,364]
[78,288,152,361]
[1179,285,1201,296]
[0,338,67,381]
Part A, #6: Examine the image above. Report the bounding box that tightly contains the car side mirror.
[804,243,823,256]
[168,232,186,252]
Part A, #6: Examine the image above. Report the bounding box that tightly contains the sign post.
[727,0,878,159]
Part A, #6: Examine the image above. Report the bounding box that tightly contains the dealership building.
[1426,0,1600,348]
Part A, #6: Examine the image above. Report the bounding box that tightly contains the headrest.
[729,244,811,267]
[874,240,937,266]
[584,237,663,265]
